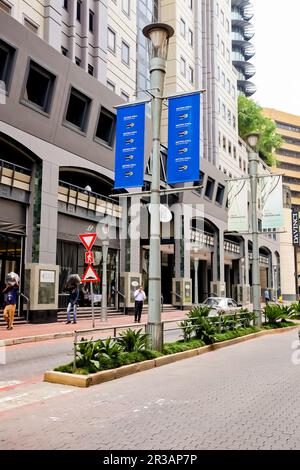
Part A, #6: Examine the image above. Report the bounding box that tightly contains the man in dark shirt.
[2,283,18,330]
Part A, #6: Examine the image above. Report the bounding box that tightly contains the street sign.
[79,233,97,251]
[81,264,100,283]
[85,251,94,264]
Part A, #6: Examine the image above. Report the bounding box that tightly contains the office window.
[76,1,81,22]
[188,0,193,9]
[221,41,225,56]
[227,109,231,125]
[218,98,221,114]
[0,39,15,89]
[0,0,11,14]
[63,0,68,10]
[180,57,186,77]
[188,29,193,47]
[239,157,242,169]
[65,87,91,132]
[121,41,130,65]
[106,80,115,92]
[243,161,246,172]
[221,10,224,25]
[232,85,236,99]
[23,61,56,113]
[61,46,68,57]
[205,177,215,200]
[222,103,226,119]
[75,57,81,66]
[218,131,221,146]
[217,66,220,81]
[226,19,229,32]
[226,48,230,63]
[188,66,194,84]
[233,115,236,129]
[108,28,116,53]
[180,18,186,38]
[122,0,130,16]
[227,78,230,92]
[121,91,129,102]
[88,64,94,76]
[228,141,232,155]
[223,136,226,151]
[233,146,237,159]
[95,107,116,146]
[221,72,225,87]
[216,184,225,205]
[89,10,94,32]
[24,17,39,34]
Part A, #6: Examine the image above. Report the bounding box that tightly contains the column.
[94,0,108,84]
[44,0,62,51]
[69,0,77,62]
[82,0,89,72]
[194,258,199,304]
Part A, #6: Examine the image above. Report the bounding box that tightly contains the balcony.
[0,158,31,191]
[224,239,240,254]
[190,228,214,249]
[58,181,122,219]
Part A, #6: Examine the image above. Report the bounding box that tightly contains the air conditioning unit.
[210,282,226,297]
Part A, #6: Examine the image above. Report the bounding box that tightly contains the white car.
[200,297,242,317]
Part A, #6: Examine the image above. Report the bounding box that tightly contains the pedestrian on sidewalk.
[264,289,270,305]
[2,276,19,330]
[65,274,81,324]
[134,285,146,323]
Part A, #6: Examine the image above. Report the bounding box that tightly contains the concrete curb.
[0,331,74,347]
[43,324,299,388]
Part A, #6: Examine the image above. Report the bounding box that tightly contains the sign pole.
[90,281,95,329]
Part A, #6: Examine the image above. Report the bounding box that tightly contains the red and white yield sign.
[79,233,97,251]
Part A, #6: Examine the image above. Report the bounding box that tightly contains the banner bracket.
[110,185,203,198]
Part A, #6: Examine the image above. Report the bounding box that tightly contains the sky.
[251,0,300,116]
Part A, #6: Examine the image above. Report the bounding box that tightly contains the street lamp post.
[99,224,109,322]
[143,23,174,351]
[247,132,262,327]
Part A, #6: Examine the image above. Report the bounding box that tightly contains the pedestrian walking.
[264,288,270,305]
[65,274,81,324]
[2,274,19,330]
[134,285,146,323]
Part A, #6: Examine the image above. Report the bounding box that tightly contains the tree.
[238,95,283,166]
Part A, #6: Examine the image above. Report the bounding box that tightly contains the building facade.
[0,4,286,322]
[263,108,300,298]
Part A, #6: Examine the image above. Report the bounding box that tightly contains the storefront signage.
[114,102,146,189]
[167,92,200,184]
[40,270,55,283]
[292,210,300,245]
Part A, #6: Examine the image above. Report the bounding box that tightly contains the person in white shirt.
[134,285,146,322]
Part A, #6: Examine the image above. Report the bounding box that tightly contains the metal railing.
[72,311,253,371]
[19,293,30,323]
[115,290,126,315]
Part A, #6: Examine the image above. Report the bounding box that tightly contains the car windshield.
[203,298,222,307]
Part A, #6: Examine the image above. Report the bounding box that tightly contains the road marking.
[0,380,22,389]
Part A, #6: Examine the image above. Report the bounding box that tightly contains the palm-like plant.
[178,320,195,341]
[116,328,149,352]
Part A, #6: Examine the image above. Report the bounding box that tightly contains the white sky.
[251,0,300,116]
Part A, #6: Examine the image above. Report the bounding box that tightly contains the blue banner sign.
[114,102,146,189]
[167,92,200,184]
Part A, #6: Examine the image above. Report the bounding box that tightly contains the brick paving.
[0,328,300,449]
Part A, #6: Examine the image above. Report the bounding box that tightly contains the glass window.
[221,72,225,87]
[0,0,11,13]
[226,19,229,32]
[63,0,68,10]
[106,80,115,92]
[23,60,56,113]
[61,46,68,57]
[221,10,224,24]
[223,135,226,150]
[188,66,194,84]
[188,0,193,9]
[216,184,225,205]
[65,87,91,132]
[188,29,193,47]
[121,41,130,65]
[121,91,129,102]
[24,17,39,34]
[95,107,116,146]
[122,0,130,16]
[205,177,215,199]
[75,57,81,66]
[180,18,186,38]
[221,41,225,55]
[180,57,186,77]
[0,39,15,90]
[89,10,94,32]
[76,1,81,22]
[88,64,94,76]
[108,28,116,53]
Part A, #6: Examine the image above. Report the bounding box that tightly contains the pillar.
[44,0,62,51]
[95,0,108,84]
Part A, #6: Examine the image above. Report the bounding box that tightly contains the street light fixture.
[246,132,262,326]
[143,23,174,351]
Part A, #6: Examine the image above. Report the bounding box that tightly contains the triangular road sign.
[79,233,97,251]
[81,264,100,283]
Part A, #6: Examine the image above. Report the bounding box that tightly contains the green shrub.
[214,326,260,342]
[263,304,294,323]
[188,305,211,319]
[116,328,149,352]
[178,319,195,341]
[163,339,205,355]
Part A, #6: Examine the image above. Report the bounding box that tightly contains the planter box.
[44,324,299,388]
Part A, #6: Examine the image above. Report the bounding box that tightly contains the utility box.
[119,272,142,313]
[24,264,59,323]
[210,281,226,298]
[232,284,251,305]
[172,278,192,308]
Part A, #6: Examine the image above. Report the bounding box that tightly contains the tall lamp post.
[99,223,109,322]
[143,23,174,351]
[247,132,262,327]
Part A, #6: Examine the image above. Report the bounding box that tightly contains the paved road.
[0,328,300,450]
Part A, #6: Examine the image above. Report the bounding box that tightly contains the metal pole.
[101,241,109,322]
[249,148,262,326]
[147,56,166,352]
[194,258,199,305]
[90,282,95,328]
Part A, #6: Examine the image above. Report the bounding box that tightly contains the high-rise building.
[231,0,256,97]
